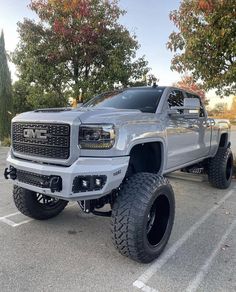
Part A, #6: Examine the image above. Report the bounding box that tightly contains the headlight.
[79,124,115,149]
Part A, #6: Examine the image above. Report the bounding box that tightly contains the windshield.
[83,88,165,113]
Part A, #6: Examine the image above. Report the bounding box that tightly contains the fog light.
[82,180,89,188]
[72,175,107,193]
[95,178,102,187]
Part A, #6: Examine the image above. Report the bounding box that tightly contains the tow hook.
[4,166,17,180]
[49,176,62,193]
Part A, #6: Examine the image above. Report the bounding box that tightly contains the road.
[0,147,236,292]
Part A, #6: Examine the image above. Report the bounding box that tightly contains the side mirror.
[168,97,200,119]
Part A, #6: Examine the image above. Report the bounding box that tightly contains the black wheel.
[208,147,233,189]
[13,186,68,220]
[111,173,175,263]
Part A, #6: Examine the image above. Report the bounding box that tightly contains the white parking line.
[0,211,33,227]
[134,281,159,292]
[0,217,18,227]
[133,188,235,290]
[0,202,77,228]
[2,211,21,218]
[186,218,236,292]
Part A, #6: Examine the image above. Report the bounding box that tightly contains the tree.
[0,30,12,140]
[230,96,236,114]
[213,102,227,115]
[13,0,149,107]
[173,74,206,101]
[167,0,236,96]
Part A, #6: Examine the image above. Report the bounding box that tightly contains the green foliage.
[12,79,68,114]
[12,80,31,114]
[1,136,11,147]
[13,0,149,106]
[167,0,236,96]
[0,31,12,141]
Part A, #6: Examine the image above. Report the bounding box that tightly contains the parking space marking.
[133,188,235,290]
[12,219,34,227]
[0,202,77,228]
[134,280,159,292]
[0,211,33,227]
[2,211,21,218]
[186,218,236,292]
[0,217,18,227]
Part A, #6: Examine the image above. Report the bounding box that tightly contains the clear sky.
[0,0,232,107]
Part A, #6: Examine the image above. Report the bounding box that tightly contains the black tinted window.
[186,93,205,117]
[168,90,184,113]
[83,89,164,113]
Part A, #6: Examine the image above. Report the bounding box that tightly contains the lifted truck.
[4,86,233,263]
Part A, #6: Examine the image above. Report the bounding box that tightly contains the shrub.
[1,136,11,147]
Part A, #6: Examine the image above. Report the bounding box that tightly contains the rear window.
[83,89,164,113]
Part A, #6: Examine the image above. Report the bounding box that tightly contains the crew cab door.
[185,92,212,158]
[165,89,210,170]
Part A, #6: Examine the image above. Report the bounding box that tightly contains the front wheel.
[111,173,175,263]
[13,186,68,220]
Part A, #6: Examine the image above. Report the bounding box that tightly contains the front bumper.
[6,152,129,201]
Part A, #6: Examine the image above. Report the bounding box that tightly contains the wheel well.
[126,142,162,176]
[219,133,228,148]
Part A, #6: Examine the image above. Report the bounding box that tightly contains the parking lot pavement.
[0,147,236,292]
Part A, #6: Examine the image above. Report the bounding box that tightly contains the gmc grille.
[12,122,70,159]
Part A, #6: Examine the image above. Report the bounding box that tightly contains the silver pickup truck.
[4,86,232,263]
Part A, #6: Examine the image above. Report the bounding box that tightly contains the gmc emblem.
[23,128,48,140]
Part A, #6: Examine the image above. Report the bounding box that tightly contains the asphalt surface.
[0,147,236,292]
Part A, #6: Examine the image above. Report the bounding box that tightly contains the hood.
[12,107,160,126]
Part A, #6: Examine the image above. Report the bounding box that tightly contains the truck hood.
[13,107,160,126]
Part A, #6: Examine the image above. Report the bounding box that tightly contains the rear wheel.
[208,147,233,189]
[13,186,68,220]
[111,173,175,263]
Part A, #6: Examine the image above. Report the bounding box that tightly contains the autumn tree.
[167,0,236,96]
[230,96,236,114]
[13,0,149,108]
[173,75,206,101]
[0,30,12,140]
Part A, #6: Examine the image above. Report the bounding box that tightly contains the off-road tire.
[208,147,233,189]
[111,173,175,263]
[13,186,68,220]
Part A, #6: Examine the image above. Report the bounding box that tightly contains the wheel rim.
[36,193,60,209]
[146,194,170,247]
[226,155,233,181]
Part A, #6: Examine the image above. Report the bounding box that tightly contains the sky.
[0,0,233,108]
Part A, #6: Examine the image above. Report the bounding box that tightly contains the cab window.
[168,90,185,113]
